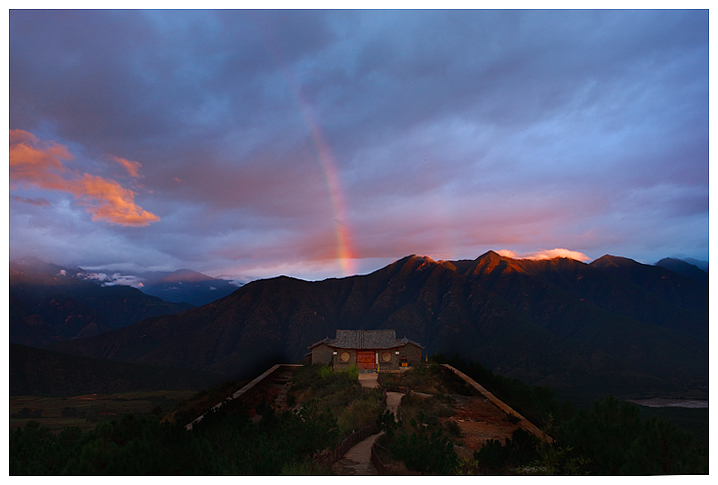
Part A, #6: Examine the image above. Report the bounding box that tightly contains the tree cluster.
[10,400,339,475]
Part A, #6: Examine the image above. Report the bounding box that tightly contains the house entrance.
[356,351,376,370]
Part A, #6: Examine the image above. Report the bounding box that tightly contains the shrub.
[345,364,359,381]
[318,365,333,380]
[337,398,385,436]
[389,412,457,475]
[474,428,540,473]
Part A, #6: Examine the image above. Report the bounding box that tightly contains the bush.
[557,395,708,475]
[319,365,333,380]
[389,412,458,475]
[337,397,384,436]
[345,364,359,381]
[474,428,540,473]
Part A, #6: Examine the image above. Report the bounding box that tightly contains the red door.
[356,351,375,370]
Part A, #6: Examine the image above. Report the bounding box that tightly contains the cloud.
[9,129,160,226]
[74,174,160,225]
[11,195,50,207]
[497,248,591,262]
[80,271,145,288]
[8,11,708,280]
[109,155,143,177]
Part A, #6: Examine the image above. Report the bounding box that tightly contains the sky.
[7,8,710,282]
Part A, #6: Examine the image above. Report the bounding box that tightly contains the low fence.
[314,424,378,467]
[370,440,390,475]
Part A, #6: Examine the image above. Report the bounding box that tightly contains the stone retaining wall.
[185,364,300,430]
[441,363,553,443]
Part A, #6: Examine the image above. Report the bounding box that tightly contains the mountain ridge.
[47,251,708,403]
[9,259,194,347]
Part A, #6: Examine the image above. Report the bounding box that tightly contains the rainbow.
[298,92,357,276]
[251,18,357,276]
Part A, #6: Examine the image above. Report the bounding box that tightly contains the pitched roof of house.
[308,329,424,350]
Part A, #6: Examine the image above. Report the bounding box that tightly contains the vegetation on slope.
[10,359,708,475]
[435,355,708,475]
[287,364,385,437]
[10,364,380,475]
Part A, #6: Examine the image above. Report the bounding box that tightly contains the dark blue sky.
[8,9,709,280]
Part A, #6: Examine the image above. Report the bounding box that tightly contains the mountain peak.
[476,250,504,260]
[656,258,709,283]
[156,269,216,284]
[590,254,637,269]
[10,257,72,277]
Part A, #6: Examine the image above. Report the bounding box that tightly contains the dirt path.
[331,431,383,475]
[358,373,379,388]
[333,373,401,475]
[385,392,402,420]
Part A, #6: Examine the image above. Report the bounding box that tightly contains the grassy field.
[10,390,196,433]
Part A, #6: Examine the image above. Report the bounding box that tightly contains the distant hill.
[139,269,239,306]
[683,257,708,273]
[49,252,708,403]
[10,343,226,397]
[10,258,193,347]
[655,257,709,284]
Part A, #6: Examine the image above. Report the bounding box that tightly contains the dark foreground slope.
[10,343,226,397]
[50,252,708,401]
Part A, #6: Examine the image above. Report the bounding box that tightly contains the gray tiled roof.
[399,337,425,349]
[308,329,424,350]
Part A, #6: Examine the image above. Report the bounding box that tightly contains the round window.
[340,352,350,362]
[381,352,392,362]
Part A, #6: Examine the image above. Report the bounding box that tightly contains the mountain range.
[139,268,239,306]
[9,258,195,347]
[46,251,708,404]
[8,257,247,348]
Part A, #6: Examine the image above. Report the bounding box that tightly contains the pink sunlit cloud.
[497,248,592,262]
[109,155,143,177]
[9,129,160,227]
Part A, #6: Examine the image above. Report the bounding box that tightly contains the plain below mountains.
[49,251,708,404]
[9,343,226,397]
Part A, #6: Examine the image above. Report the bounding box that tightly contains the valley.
[10,390,196,433]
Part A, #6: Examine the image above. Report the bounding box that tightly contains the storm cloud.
[9,9,708,280]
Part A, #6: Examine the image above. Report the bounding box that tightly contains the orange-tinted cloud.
[9,129,70,186]
[110,155,143,177]
[9,129,160,226]
[498,248,591,262]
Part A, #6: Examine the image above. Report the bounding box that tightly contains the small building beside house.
[306,329,423,371]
